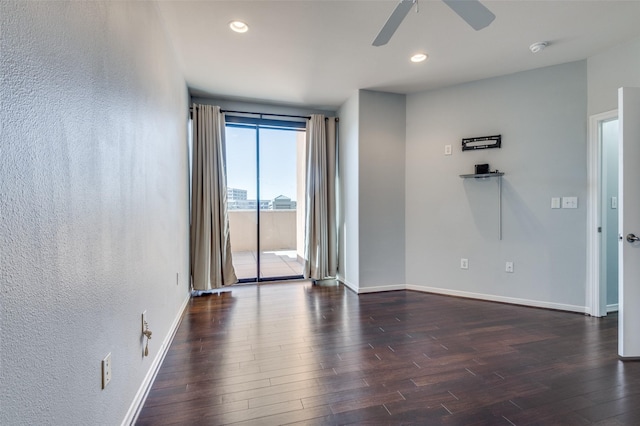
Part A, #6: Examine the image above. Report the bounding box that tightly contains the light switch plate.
[551,197,561,209]
[611,196,618,209]
[444,145,452,156]
[562,197,578,209]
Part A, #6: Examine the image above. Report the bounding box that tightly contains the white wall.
[588,35,640,116]
[405,62,588,311]
[0,2,189,425]
[337,90,406,292]
[358,90,406,290]
[337,34,640,309]
[587,35,640,308]
[337,92,360,288]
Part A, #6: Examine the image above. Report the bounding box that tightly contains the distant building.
[270,195,297,210]
[226,188,296,210]
[227,187,247,201]
[227,199,271,211]
[227,188,255,210]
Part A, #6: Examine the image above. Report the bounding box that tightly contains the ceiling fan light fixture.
[229,21,249,33]
[529,41,548,53]
[411,53,428,63]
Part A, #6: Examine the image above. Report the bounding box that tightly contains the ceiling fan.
[372,0,496,47]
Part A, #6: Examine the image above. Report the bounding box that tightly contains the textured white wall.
[406,62,588,310]
[0,2,189,425]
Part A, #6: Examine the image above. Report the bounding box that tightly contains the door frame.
[586,109,618,317]
[225,117,306,283]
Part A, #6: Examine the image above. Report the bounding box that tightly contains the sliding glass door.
[225,116,306,282]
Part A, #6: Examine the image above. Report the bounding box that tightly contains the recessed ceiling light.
[229,21,249,33]
[410,53,428,63]
[529,41,548,53]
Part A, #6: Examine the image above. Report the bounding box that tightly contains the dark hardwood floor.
[136,282,640,425]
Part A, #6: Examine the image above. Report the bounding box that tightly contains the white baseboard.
[607,303,619,313]
[405,284,587,314]
[336,280,586,313]
[337,275,358,293]
[356,284,406,294]
[337,278,405,295]
[122,292,191,426]
[337,274,408,295]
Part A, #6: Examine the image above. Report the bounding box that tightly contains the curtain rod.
[221,109,310,120]
[189,106,308,120]
[190,106,338,121]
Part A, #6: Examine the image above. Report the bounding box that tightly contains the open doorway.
[587,110,619,317]
[600,117,619,314]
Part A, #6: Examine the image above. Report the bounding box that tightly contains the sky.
[225,125,302,201]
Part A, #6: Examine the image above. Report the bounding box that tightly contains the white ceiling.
[157,0,640,111]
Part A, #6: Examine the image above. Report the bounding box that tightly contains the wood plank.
[136,281,636,425]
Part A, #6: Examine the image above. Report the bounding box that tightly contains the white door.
[618,87,640,358]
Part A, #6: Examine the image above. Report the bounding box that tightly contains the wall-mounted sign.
[462,135,501,151]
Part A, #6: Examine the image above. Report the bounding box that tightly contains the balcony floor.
[232,250,304,280]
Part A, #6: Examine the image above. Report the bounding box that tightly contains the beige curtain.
[190,104,237,291]
[304,115,337,280]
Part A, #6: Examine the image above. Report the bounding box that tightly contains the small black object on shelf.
[475,164,489,174]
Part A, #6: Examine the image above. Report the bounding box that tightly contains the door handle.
[626,233,640,243]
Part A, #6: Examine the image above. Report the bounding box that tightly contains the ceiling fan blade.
[372,0,415,47]
[442,0,495,31]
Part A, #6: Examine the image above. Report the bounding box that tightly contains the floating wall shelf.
[458,172,505,179]
[459,172,505,240]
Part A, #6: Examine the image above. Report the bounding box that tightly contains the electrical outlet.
[460,258,469,269]
[142,311,147,333]
[505,261,514,273]
[102,353,112,389]
[444,145,452,156]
